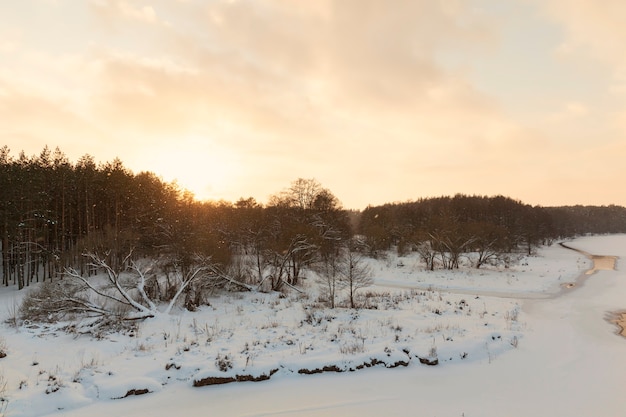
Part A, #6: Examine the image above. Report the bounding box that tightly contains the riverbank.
[561,238,623,338]
[607,311,626,337]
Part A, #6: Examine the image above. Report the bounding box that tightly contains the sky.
[1,0,625,209]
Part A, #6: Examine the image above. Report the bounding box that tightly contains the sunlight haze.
[1,0,625,209]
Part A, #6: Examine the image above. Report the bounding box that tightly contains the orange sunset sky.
[1,0,625,209]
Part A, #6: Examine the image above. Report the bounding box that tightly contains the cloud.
[2,0,625,207]
[7,1,523,205]
[90,0,160,25]
[0,40,16,53]
[530,0,626,93]
[547,100,590,122]
[0,80,112,161]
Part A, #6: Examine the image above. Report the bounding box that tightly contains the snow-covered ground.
[0,235,624,417]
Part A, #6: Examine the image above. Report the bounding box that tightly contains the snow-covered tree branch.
[19,251,236,329]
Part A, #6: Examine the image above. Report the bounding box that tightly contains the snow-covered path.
[51,235,626,417]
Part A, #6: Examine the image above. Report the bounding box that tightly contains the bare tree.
[416,241,436,271]
[315,247,342,309]
[259,234,315,291]
[466,223,508,269]
[316,238,373,309]
[429,229,475,270]
[268,178,333,211]
[341,240,373,309]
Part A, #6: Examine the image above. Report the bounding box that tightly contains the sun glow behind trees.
[135,135,244,202]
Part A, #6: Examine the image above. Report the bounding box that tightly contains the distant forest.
[2,146,626,290]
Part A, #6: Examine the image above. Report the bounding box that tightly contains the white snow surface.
[0,234,624,417]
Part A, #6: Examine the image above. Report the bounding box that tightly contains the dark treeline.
[0,145,190,288]
[0,147,349,290]
[358,195,626,269]
[544,205,626,236]
[2,146,625,289]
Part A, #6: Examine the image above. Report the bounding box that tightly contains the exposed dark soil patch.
[299,358,411,375]
[193,369,279,387]
[298,365,343,375]
[193,357,415,387]
[123,388,151,397]
[112,388,153,399]
[418,356,439,366]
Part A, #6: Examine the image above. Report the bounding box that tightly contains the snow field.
[0,239,607,417]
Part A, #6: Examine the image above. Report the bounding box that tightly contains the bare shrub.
[339,341,366,355]
[302,307,324,327]
[215,353,233,372]
[505,308,519,322]
[45,374,63,394]
[5,298,20,329]
[429,343,438,358]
